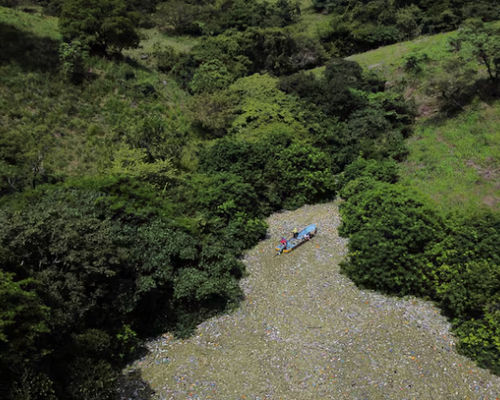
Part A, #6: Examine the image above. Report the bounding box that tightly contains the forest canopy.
[0,0,499,398]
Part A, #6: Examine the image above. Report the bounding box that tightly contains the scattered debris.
[121,202,500,399]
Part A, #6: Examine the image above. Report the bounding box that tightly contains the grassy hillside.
[326,20,500,213]
[0,5,194,180]
[0,6,60,39]
[401,102,500,212]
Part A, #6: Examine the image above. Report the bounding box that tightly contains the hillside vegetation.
[401,103,500,211]
[0,1,499,399]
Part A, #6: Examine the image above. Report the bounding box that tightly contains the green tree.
[189,59,233,94]
[395,5,423,39]
[339,180,445,296]
[189,90,238,138]
[107,145,176,190]
[430,55,477,113]
[275,0,301,26]
[0,271,51,399]
[456,20,500,83]
[59,0,139,54]
[455,310,500,374]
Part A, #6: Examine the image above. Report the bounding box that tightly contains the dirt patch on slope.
[123,202,500,400]
[466,159,500,182]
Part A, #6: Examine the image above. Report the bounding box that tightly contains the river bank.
[122,202,500,399]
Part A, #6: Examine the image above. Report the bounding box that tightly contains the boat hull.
[276,224,317,253]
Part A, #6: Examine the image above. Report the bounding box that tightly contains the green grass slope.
[0,5,193,181]
[0,6,60,39]
[401,102,500,212]
[321,20,500,214]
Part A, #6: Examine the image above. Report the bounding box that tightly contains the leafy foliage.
[338,166,500,373]
[199,135,337,212]
[0,178,264,397]
[58,40,88,83]
[189,59,233,93]
[339,179,444,296]
[455,19,500,83]
[59,0,139,53]
[154,0,301,36]
[312,0,500,56]
[2,3,499,397]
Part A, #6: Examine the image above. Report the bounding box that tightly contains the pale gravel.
[121,202,500,400]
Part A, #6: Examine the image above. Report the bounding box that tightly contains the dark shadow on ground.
[123,55,152,73]
[117,369,156,400]
[0,22,59,72]
[420,78,500,126]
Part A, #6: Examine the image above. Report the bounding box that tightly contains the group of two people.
[280,228,299,248]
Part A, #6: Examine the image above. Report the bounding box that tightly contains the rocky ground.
[121,202,500,400]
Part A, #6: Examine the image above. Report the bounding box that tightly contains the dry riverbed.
[121,202,500,399]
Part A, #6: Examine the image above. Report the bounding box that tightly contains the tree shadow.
[117,369,156,400]
[0,22,60,72]
[123,55,152,74]
[420,78,500,126]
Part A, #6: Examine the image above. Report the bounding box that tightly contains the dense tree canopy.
[59,0,139,53]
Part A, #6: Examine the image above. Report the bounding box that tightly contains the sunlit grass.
[347,30,454,73]
[286,8,332,39]
[399,101,500,213]
[0,5,61,40]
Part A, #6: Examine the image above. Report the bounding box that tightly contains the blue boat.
[276,224,317,254]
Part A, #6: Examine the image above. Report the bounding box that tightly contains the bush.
[395,5,423,39]
[154,0,203,35]
[430,55,477,114]
[339,180,445,297]
[437,261,500,321]
[59,40,88,84]
[189,90,238,138]
[337,157,399,195]
[199,136,336,211]
[454,311,500,374]
[338,178,500,373]
[403,52,428,73]
[190,59,233,93]
[0,179,258,397]
[153,43,180,73]
[280,58,368,119]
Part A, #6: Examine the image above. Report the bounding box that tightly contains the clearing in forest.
[125,203,500,399]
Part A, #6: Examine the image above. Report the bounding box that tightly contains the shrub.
[454,311,500,374]
[395,5,423,40]
[430,55,477,114]
[59,40,88,84]
[189,90,238,138]
[153,43,180,73]
[437,261,500,321]
[337,157,399,195]
[403,52,428,73]
[339,180,445,297]
[199,136,336,211]
[190,59,233,94]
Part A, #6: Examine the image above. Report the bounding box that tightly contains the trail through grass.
[123,202,500,399]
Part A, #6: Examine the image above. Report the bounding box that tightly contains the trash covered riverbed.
[120,202,500,399]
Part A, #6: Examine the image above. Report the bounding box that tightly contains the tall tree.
[59,0,139,54]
